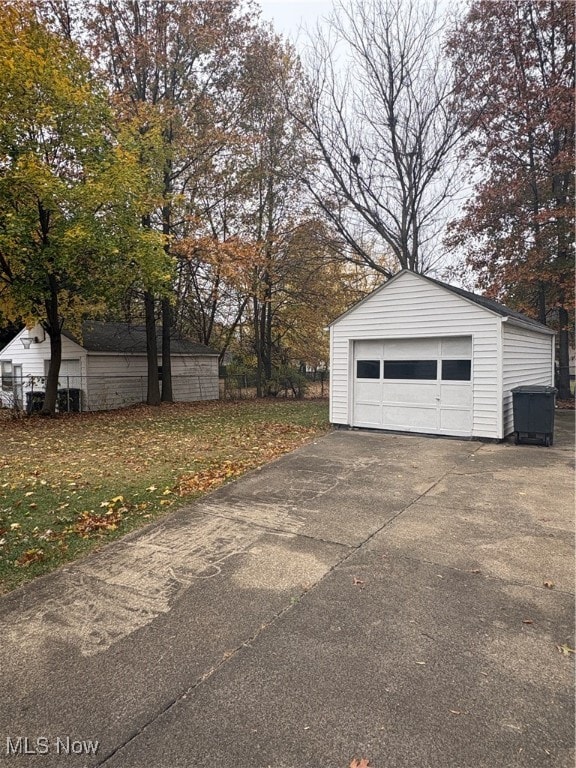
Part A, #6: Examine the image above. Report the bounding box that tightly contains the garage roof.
[63,321,218,355]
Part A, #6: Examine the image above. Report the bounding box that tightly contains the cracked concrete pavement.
[0,412,573,767]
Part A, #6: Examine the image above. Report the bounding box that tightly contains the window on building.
[1,361,13,391]
[356,360,380,379]
[441,360,471,381]
[384,360,437,380]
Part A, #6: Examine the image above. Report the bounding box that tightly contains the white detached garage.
[329,270,555,440]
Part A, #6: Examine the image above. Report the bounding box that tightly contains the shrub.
[267,367,309,399]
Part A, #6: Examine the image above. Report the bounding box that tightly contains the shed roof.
[63,321,218,356]
[331,270,553,334]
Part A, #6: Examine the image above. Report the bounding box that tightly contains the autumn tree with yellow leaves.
[0,1,168,415]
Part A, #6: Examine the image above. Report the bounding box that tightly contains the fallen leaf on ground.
[557,644,575,656]
[543,580,555,589]
[178,460,249,496]
[522,619,533,625]
[15,548,45,567]
[72,509,123,536]
[349,759,371,768]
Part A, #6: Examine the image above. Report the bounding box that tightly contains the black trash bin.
[511,385,557,446]
[26,391,45,414]
[57,388,82,413]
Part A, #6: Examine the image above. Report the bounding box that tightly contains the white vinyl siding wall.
[0,334,85,383]
[0,335,86,409]
[171,356,219,402]
[84,354,148,410]
[328,326,350,424]
[0,329,219,412]
[501,323,554,436]
[330,271,502,439]
[85,354,218,411]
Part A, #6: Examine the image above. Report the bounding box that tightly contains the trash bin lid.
[511,385,557,394]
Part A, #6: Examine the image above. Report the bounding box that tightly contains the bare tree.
[294,0,466,276]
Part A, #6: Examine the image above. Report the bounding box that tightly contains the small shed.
[329,270,555,440]
[0,321,219,412]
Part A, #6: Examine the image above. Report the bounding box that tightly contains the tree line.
[0,0,572,414]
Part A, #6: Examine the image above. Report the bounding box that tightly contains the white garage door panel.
[353,336,473,436]
[382,405,438,431]
[355,381,381,402]
[384,338,438,359]
[355,340,383,357]
[441,337,472,356]
[355,403,382,426]
[440,409,472,433]
[439,383,472,407]
[382,381,437,404]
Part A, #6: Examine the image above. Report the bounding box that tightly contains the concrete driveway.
[0,413,573,768]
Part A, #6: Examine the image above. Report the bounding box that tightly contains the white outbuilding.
[0,321,219,412]
[329,270,555,440]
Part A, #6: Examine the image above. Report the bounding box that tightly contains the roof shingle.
[63,322,218,356]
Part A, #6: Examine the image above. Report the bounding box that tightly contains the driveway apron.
[0,413,573,768]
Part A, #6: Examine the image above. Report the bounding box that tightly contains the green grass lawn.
[0,399,330,594]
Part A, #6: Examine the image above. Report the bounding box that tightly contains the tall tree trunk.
[253,295,263,398]
[41,281,62,416]
[557,305,571,400]
[264,276,272,380]
[145,290,161,405]
[161,297,173,402]
[160,185,173,402]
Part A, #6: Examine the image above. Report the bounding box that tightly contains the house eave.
[501,316,556,336]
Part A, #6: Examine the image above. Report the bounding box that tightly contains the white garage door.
[353,337,473,436]
[44,358,82,389]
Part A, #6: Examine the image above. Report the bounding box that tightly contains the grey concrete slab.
[103,551,574,768]
[366,413,574,589]
[449,443,575,476]
[200,431,480,546]
[366,499,574,590]
[0,412,573,768]
[552,409,575,448]
[0,508,348,767]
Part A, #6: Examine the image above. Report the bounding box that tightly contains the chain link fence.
[0,373,218,413]
[219,369,329,400]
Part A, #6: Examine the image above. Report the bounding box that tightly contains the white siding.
[0,331,86,409]
[0,332,85,380]
[171,355,219,402]
[85,353,219,411]
[330,271,502,439]
[85,354,148,410]
[0,329,219,412]
[501,322,554,436]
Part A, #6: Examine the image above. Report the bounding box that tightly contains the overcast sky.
[257,0,334,41]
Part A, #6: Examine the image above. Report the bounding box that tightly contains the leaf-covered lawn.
[0,399,330,594]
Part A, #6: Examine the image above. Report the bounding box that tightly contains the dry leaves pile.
[178,460,251,495]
